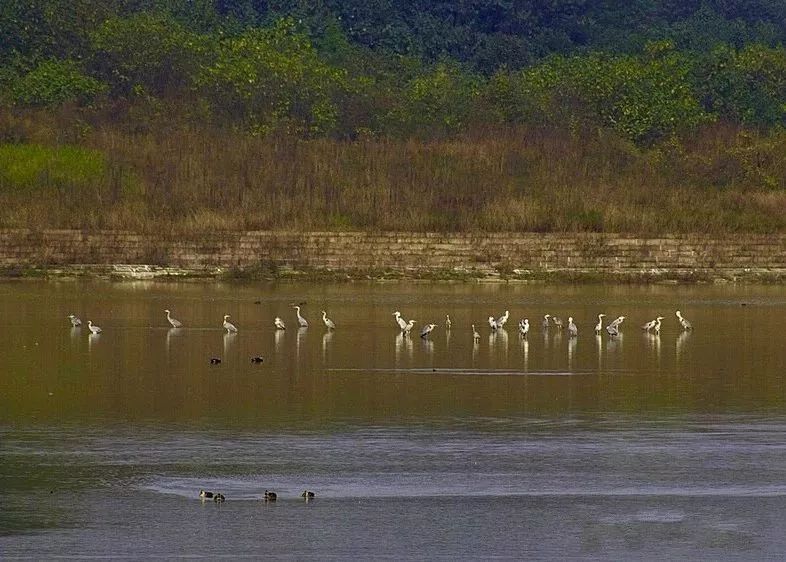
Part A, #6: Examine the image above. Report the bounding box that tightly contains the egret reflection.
[166,327,182,354]
[676,330,691,364]
[520,337,529,372]
[568,336,576,370]
[223,331,235,354]
[322,330,333,361]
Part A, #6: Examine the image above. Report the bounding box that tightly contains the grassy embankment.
[0,109,785,235]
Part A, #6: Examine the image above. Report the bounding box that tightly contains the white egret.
[472,324,480,341]
[274,317,286,330]
[594,313,606,334]
[445,315,452,330]
[552,316,564,329]
[223,314,237,333]
[676,310,693,330]
[488,316,498,330]
[542,314,551,330]
[393,311,408,331]
[653,316,665,334]
[294,305,308,328]
[606,316,625,336]
[403,319,416,335]
[496,310,509,328]
[321,310,336,330]
[641,318,657,331]
[67,314,82,327]
[519,318,529,337]
[165,309,182,328]
[567,317,577,337]
[420,323,437,338]
[87,320,102,335]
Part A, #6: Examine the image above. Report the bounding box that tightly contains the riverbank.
[1,229,785,283]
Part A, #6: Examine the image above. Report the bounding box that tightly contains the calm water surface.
[2,281,786,559]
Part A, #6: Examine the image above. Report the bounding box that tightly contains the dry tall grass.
[0,109,784,234]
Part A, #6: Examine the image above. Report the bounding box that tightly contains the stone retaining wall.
[1,230,785,281]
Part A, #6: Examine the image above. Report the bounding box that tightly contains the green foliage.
[1,2,786,142]
[197,18,348,135]
[91,12,209,96]
[513,44,711,142]
[0,143,106,192]
[387,63,481,137]
[695,44,786,126]
[11,59,105,106]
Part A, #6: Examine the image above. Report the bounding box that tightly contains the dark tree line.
[1,0,785,141]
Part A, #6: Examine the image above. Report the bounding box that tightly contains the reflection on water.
[520,337,529,372]
[3,281,786,558]
[677,330,691,364]
[322,330,333,362]
[223,331,235,355]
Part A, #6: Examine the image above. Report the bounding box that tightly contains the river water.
[2,281,786,559]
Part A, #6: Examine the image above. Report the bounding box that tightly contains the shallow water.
[2,281,786,559]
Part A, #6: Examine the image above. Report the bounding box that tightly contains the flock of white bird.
[66,306,693,340]
[393,309,693,340]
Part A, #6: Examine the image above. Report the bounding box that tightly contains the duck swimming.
[210,357,221,364]
[251,356,264,363]
[199,490,214,499]
[301,490,315,499]
[214,493,225,503]
[264,490,277,501]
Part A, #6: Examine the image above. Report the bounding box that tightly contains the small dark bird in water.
[214,493,226,502]
[199,490,214,499]
[251,356,264,364]
[210,358,221,364]
[264,490,277,501]
[301,490,315,499]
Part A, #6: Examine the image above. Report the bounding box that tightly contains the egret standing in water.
[403,319,416,336]
[223,314,237,333]
[496,310,509,329]
[165,309,182,328]
[653,316,665,334]
[606,316,625,336]
[552,316,564,329]
[445,315,452,330]
[676,310,693,330]
[488,316,498,331]
[594,313,606,335]
[420,323,437,339]
[68,314,82,327]
[472,324,480,342]
[542,314,551,330]
[640,318,657,331]
[393,311,408,331]
[567,317,577,337]
[294,305,308,328]
[321,310,336,330]
[274,317,286,330]
[87,320,102,335]
[519,318,530,337]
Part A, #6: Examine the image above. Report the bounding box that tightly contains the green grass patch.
[0,143,106,193]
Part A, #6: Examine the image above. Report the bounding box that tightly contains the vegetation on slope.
[0,1,784,232]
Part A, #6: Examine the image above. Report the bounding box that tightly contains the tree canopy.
[1,1,786,142]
